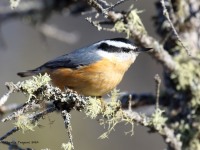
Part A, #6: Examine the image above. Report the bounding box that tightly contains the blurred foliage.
[154,0,200,149]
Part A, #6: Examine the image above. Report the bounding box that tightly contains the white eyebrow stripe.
[101,40,136,50]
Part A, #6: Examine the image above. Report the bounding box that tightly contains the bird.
[17,38,151,97]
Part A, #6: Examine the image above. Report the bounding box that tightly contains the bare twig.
[86,0,130,16]
[86,0,109,15]
[0,91,12,107]
[128,94,132,111]
[2,103,29,122]
[128,28,178,72]
[0,127,19,141]
[160,0,191,56]
[154,74,161,109]
[0,82,18,107]
[30,106,56,122]
[107,0,130,11]
[86,17,115,32]
[0,103,23,117]
[119,93,156,109]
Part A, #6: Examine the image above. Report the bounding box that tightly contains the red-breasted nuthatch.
[17,38,150,96]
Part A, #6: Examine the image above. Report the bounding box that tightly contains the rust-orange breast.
[49,58,133,96]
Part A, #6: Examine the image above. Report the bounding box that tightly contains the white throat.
[97,50,138,63]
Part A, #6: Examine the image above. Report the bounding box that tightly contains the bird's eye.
[122,48,131,52]
[98,43,109,50]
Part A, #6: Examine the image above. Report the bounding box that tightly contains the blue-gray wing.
[41,46,102,70]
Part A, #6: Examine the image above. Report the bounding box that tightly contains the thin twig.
[31,106,56,122]
[0,91,12,107]
[0,127,19,141]
[62,110,74,149]
[2,103,29,122]
[0,82,18,107]
[128,94,132,111]
[160,0,191,56]
[154,74,161,109]
[86,0,130,16]
[127,27,178,72]
[107,0,130,11]
[1,106,56,141]
[86,17,115,32]
[86,0,108,15]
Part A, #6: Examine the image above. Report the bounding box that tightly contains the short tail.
[17,69,39,77]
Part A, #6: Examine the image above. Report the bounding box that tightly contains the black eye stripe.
[98,42,133,53]
[122,47,131,52]
[98,43,112,51]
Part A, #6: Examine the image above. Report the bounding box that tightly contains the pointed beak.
[138,47,152,52]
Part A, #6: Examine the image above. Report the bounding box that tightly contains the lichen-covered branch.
[1,0,200,150]
[123,110,182,150]
[0,74,180,150]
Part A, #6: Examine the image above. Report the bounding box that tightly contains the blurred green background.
[0,0,166,149]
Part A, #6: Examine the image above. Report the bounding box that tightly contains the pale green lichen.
[21,73,51,95]
[99,103,124,139]
[114,7,146,38]
[61,142,73,150]
[114,21,131,38]
[12,74,51,133]
[99,107,134,139]
[103,89,121,119]
[189,139,200,150]
[150,108,167,131]
[84,89,134,139]
[84,97,102,119]
[170,44,200,107]
[189,132,200,150]
[127,9,146,34]
[176,0,190,23]
[100,90,134,138]
[169,43,200,149]
[14,114,38,133]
